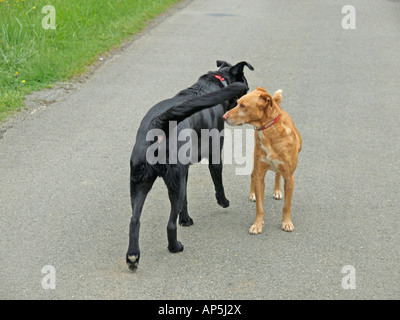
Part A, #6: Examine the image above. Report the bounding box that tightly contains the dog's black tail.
[150,82,247,130]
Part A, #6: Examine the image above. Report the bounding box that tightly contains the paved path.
[1,0,399,299]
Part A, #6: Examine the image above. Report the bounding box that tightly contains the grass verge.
[0,0,182,123]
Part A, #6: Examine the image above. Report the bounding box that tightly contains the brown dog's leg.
[249,141,257,202]
[249,169,256,202]
[282,175,295,232]
[273,173,282,200]
[249,162,269,234]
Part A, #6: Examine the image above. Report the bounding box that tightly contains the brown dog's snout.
[222,112,229,120]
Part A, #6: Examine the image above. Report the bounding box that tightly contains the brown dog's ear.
[258,91,273,108]
[273,89,282,104]
[255,87,267,93]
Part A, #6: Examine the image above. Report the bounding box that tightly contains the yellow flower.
[15,72,19,75]
[22,80,26,83]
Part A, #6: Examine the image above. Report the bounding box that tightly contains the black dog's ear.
[216,60,232,68]
[229,61,254,75]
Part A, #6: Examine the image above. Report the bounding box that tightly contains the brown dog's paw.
[249,221,264,234]
[273,190,282,200]
[282,220,294,232]
[249,193,256,202]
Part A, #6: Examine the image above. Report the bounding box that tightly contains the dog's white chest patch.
[258,136,283,172]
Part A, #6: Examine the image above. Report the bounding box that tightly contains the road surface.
[1,0,399,299]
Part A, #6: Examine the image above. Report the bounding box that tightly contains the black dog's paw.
[126,253,140,271]
[217,196,230,208]
[179,216,194,227]
[216,191,230,208]
[168,241,184,253]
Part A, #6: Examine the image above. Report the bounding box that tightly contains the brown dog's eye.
[240,104,245,109]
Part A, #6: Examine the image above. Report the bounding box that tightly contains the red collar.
[256,114,281,130]
[214,74,228,87]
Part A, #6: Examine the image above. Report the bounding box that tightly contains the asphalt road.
[1,0,400,300]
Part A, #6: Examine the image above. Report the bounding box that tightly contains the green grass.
[0,0,181,123]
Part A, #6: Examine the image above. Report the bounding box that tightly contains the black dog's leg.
[163,169,187,253]
[179,169,194,226]
[208,134,229,208]
[126,176,156,270]
[209,163,230,208]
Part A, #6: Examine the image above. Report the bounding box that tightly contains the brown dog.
[222,87,302,234]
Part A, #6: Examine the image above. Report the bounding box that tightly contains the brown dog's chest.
[256,131,283,172]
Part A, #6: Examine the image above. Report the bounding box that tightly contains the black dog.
[127,60,254,269]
